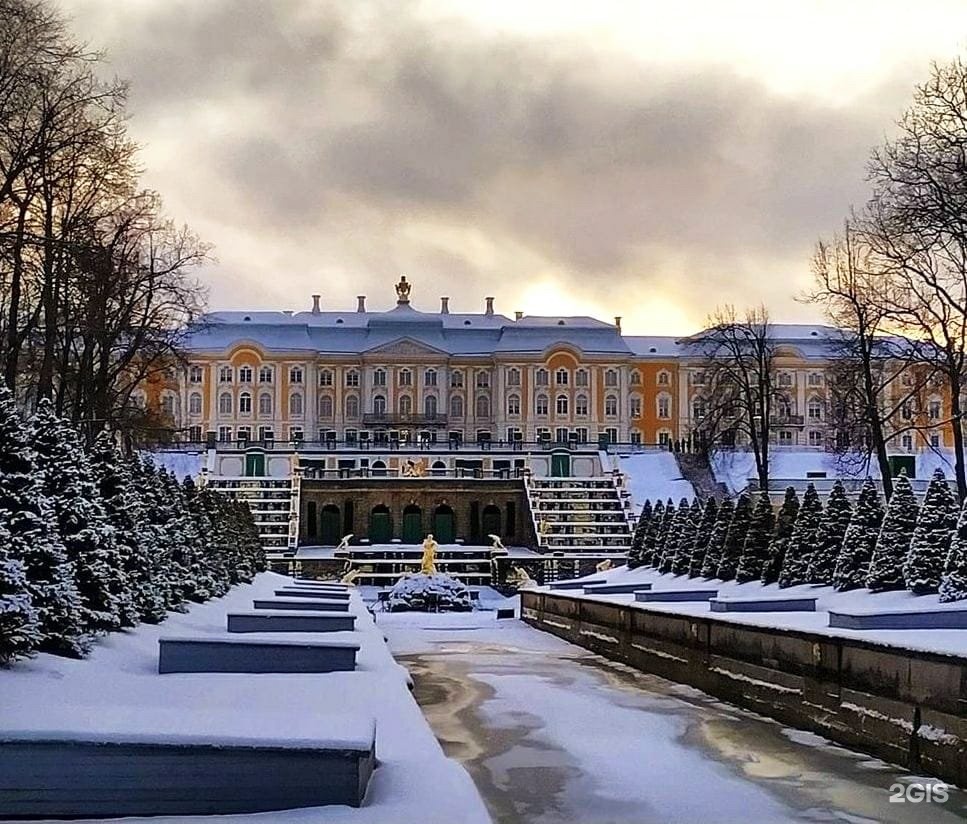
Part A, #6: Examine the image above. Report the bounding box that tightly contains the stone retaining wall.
[521,591,967,787]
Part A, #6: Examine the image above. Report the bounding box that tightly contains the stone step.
[253,598,350,613]
[710,596,817,613]
[276,589,351,600]
[636,589,718,603]
[583,582,654,595]
[158,636,361,674]
[828,607,967,630]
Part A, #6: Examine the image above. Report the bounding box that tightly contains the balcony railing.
[770,414,805,426]
[361,413,448,427]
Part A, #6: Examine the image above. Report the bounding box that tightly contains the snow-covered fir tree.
[715,493,752,581]
[778,483,823,588]
[671,499,701,575]
[0,389,84,656]
[688,497,718,577]
[806,480,852,585]
[940,497,967,603]
[867,473,919,592]
[700,497,734,579]
[904,469,958,595]
[761,487,799,585]
[640,499,664,567]
[736,491,775,582]
[832,478,884,591]
[654,499,676,569]
[658,498,690,573]
[628,500,652,569]
[0,520,40,662]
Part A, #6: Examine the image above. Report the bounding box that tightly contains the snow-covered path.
[382,610,967,824]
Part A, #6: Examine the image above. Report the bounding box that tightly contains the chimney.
[357,295,366,313]
[614,316,622,332]
[485,297,495,316]
[515,311,523,321]
[311,294,321,314]
[440,296,450,314]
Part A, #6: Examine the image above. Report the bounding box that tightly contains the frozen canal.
[380,607,967,824]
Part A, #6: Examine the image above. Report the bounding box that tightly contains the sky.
[57,0,967,334]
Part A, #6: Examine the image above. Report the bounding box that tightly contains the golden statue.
[420,533,438,575]
[340,568,361,586]
[596,559,613,573]
[488,533,506,551]
[396,274,411,304]
[507,565,537,590]
[402,457,428,477]
[538,516,550,538]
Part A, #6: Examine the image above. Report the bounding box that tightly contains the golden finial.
[396,275,411,304]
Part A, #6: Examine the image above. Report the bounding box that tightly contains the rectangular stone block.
[253,598,350,613]
[227,612,356,633]
[829,607,967,630]
[710,596,816,613]
[583,582,653,595]
[158,636,360,674]
[637,589,718,602]
[276,588,351,600]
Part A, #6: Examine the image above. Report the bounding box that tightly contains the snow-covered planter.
[386,573,473,612]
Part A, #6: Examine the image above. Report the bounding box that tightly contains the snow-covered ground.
[1,573,489,824]
[145,449,206,480]
[545,565,967,658]
[613,451,695,511]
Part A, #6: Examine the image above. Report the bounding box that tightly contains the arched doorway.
[482,504,501,539]
[402,504,423,543]
[371,460,387,477]
[320,504,341,545]
[433,504,455,544]
[369,504,392,543]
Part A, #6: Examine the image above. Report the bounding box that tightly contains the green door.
[369,507,392,543]
[319,505,341,546]
[245,452,266,477]
[433,506,456,544]
[402,506,423,543]
[551,453,570,477]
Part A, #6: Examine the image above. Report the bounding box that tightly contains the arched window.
[692,398,706,420]
[535,368,549,387]
[219,392,232,415]
[807,396,824,420]
[219,366,232,383]
[189,393,202,415]
[239,392,252,414]
[238,365,253,383]
[576,394,589,416]
[258,365,273,383]
[604,369,618,388]
[575,369,589,387]
[399,395,412,416]
[373,368,386,387]
[189,365,203,383]
[318,369,333,387]
[345,369,360,388]
[289,393,303,417]
[629,395,642,418]
[630,371,641,385]
[425,395,438,417]
[345,394,360,418]
[161,393,176,417]
[556,394,568,415]
[399,368,412,387]
[475,371,490,388]
[424,369,437,387]
[536,394,549,416]
[506,367,521,386]
[450,395,464,418]
[258,393,273,417]
[604,394,618,417]
[373,395,386,415]
[289,366,303,384]
[657,370,670,386]
[555,368,569,386]
[507,394,521,416]
[475,395,491,418]
[928,397,942,420]
[657,393,671,419]
[319,395,333,419]
[450,370,464,388]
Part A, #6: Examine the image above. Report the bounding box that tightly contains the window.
[605,394,618,417]
[345,370,360,388]
[450,370,464,388]
[399,368,413,387]
[576,427,589,443]
[604,427,618,443]
[218,425,232,442]
[239,392,252,414]
[399,395,412,415]
[259,425,274,442]
[475,395,491,417]
[556,394,569,415]
[692,398,706,420]
[373,368,386,387]
[507,394,521,416]
[604,369,618,388]
[778,372,793,387]
[657,370,670,386]
[289,426,304,443]
[535,368,549,387]
[777,396,794,419]
[779,430,793,445]
[931,434,941,448]
[630,431,642,445]
[425,395,438,417]
[450,395,464,418]
[476,371,490,388]
[630,371,641,386]
[218,392,232,415]
[189,365,203,383]
[576,394,589,416]
[929,399,942,420]
[373,395,386,415]
[319,395,333,419]
[289,366,303,384]
[901,403,913,421]
[425,369,438,387]
[807,397,823,420]
[573,369,587,388]
[808,430,823,447]
[188,425,202,442]
[258,393,273,417]
[901,433,913,450]
[161,394,176,417]
[690,371,705,386]
[629,396,642,418]
[536,394,549,416]
[189,393,202,415]
[258,365,273,383]
[289,393,304,417]
[238,365,253,383]
[658,430,671,447]
[808,372,823,387]
[555,368,569,386]
[555,427,569,443]
[345,394,359,419]
[506,368,521,386]
[319,369,333,387]
[657,394,671,419]
[219,366,232,383]
[236,426,251,444]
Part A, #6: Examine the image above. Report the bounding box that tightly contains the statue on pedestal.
[421,533,438,575]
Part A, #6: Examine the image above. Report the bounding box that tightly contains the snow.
[0,572,490,824]
[544,565,967,658]
[614,451,695,512]
[143,449,206,480]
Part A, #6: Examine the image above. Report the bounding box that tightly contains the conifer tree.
[640,499,664,567]
[807,480,852,585]
[833,478,884,591]
[688,497,718,577]
[761,488,799,585]
[0,389,84,656]
[700,497,734,579]
[672,499,702,575]
[654,499,677,569]
[940,497,967,603]
[716,493,752,581]
[0,521,40,662]
[779,483,823,588]
[904,469,958,594]
[628,500,652,568]
[736,491,775,582]
[659,497,691,573]
[867,473,919,592]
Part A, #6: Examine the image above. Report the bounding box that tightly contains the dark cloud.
[59,0,921,328]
